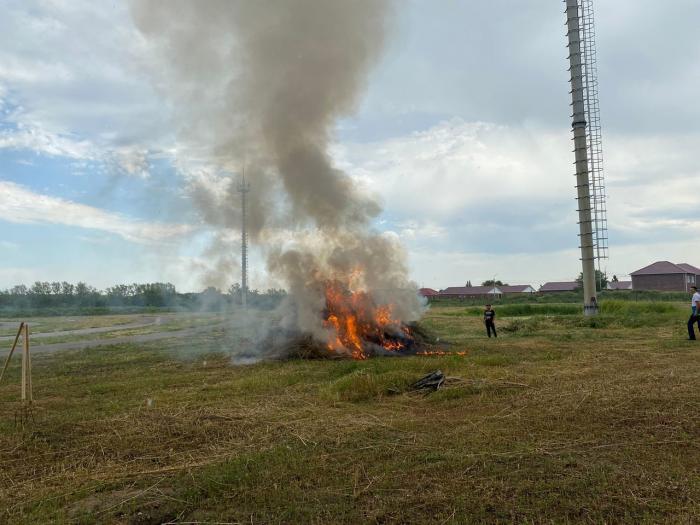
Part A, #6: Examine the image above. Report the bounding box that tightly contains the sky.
[0,0,698,292]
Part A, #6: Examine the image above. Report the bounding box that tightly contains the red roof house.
[677,263,700,276]
[631,261,699,292]
[539,281,579,293]
[500,285,536,294]
[439,286,502,299]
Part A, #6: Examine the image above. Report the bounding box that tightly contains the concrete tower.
[565,0,600,315]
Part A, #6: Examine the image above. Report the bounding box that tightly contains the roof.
[440,286,501,296]
[677,263,700,274]
[539,281,579,292]
[418,288,439,296]
[631,261,689,276]
[500,285,534,293]
[607,281,633,290]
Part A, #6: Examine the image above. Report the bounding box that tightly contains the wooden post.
[21,325,27,403]
[25,324,32,404]
[0,321,24,384]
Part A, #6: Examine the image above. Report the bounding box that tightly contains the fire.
[322,279,412,360]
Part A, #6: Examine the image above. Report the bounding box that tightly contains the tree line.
[0,281,286,311]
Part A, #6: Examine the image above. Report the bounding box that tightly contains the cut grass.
[0,307,699,523]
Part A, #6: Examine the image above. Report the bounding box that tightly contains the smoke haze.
[130,0,424,350]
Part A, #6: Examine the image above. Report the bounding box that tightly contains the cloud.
[0,125,95,160]
[0,181,193,243]
[0,1,171,176]
[334,118,698,285]
[0,124,155,178]
[354,0,700,135]
[339,119,699,244]
[339,119,573,220]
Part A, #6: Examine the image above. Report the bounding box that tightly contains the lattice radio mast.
[565,0,607,315]
[237,172,250,308]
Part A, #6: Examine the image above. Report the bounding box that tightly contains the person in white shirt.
[688,285,700,341]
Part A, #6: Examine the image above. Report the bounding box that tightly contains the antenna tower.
[565,0,607,315]
[237,173,250,308]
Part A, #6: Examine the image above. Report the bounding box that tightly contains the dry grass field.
[1,303,699,524]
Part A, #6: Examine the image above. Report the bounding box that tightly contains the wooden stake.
[0,321,24,384]
[21,325,27,403]
[25,323,32,404]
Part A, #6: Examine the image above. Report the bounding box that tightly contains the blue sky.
[1,0,698,291]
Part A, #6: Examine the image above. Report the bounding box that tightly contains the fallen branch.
[410,370,445,391]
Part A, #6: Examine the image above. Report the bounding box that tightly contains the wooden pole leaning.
[0,322,33,406]
[0,321,24,384]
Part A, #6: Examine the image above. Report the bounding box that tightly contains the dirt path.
[0,316,168,342]
[28,325,211,354]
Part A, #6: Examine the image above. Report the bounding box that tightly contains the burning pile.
[323,280,415,360]
[246,271,460,362]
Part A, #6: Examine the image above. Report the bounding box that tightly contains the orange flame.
[322,279,410,360]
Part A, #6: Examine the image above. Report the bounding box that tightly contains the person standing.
[484,304,497,338]
[688,285,700,341]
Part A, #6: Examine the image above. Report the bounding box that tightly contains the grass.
[428,289,690,307]
[0,305,699,523]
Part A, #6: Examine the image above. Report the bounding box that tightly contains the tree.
[75,282,90,297]
[10,285,28,296]
[576,270,608,292]
[465,280,472,287]
[61,282,74,296]
[612,275,619,282]
[30,281,52,295]
[482,279,507,287]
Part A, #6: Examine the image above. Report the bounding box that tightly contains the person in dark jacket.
[484,304,497,338]
[688,285,700,340]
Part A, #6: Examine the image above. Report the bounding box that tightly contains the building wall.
[439,294,502,300]
[631,273,687,292]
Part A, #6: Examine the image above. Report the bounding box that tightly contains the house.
[606,281,633,291]
[631,261,699,292]
[678,263,700,284]
[500,285,536,294]
[439,286,502,300]
[539,281,579,293]
[418,288,439,298]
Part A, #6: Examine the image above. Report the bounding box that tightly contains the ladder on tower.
[579,0,608,281]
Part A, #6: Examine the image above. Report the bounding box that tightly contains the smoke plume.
[130,0,424,352]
